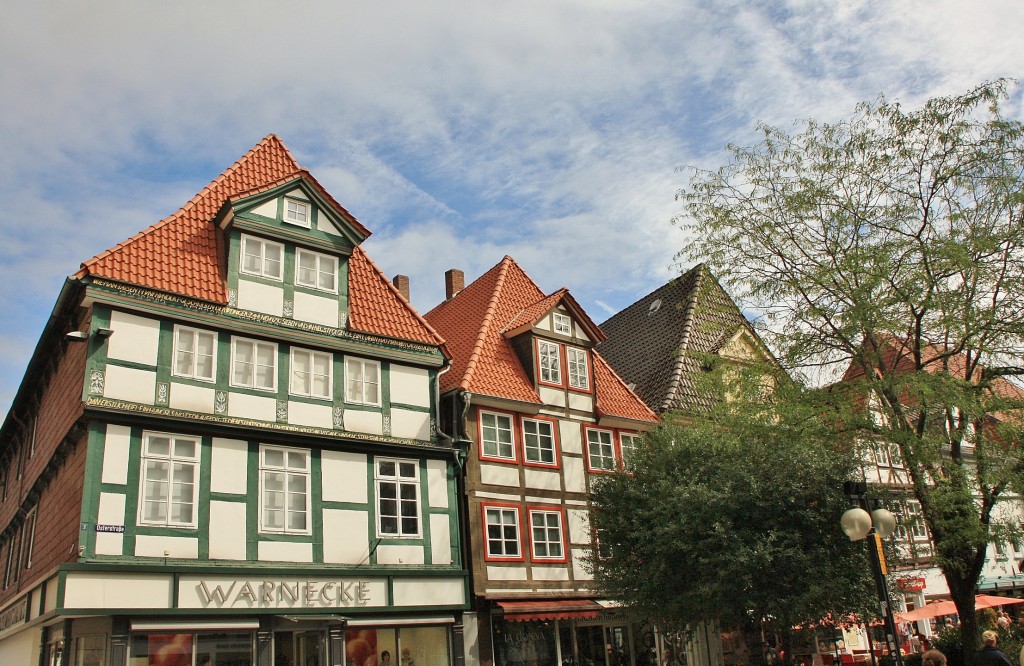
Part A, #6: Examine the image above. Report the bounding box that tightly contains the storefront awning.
[496,600,604,622]
[131,619,261,631]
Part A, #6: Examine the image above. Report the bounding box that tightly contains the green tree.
[590,374,879,657]
[678,80,1024,656]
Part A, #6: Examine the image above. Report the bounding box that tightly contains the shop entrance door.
[275,630,326,666]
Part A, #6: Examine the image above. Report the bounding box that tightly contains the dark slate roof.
[598,264,770,414]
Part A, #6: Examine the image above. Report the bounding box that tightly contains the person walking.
[977,631,1013,666]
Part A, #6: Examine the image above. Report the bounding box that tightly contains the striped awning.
[496,600,604,622]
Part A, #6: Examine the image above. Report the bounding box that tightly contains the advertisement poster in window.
[346,629,379,666]
[147,634,193,666]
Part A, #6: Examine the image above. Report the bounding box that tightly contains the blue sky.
[1,1,1022,420]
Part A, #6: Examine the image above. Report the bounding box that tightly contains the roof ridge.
[661,264,705,412]
[462,257,515,391]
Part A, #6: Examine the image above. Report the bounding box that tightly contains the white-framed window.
[480,411,516,460]
[240,234,284,280]
[283,198,311,228]
[173,325,217,382]
[376,458,420,537]
[522,418,556,465]
[260,445,311,534]
[21,508,36,570]
[295,248,338,293]
[586,428,616,471]
[290,348,332,399]
[529,509,565,560]
[139,432,200,528]
[567,347,589,390]
[345,358,381,406]
[538,340,561,384]
[553,313,571,335]
[231,337,277,391]
[484,505,521,560]
[3,527,20,588]
[619,432,641,470]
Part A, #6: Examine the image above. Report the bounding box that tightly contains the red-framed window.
[618,431,641,471]
[536,339,562,386]
[566,347,590,391]
[482,503,524,562]
[528,506,568,563]
[535,339,592,394]
[585,427,617,473]
[521,415,560,468]
[478,408,518,463]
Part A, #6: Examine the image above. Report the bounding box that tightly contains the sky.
[1,1,1022,420]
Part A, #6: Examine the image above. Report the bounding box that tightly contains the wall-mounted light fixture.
[96,328,114,338]
[65,331,89,342]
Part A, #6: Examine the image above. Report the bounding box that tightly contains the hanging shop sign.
[897,577,927,592]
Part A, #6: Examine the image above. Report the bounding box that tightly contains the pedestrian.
[976,630,1013,666]
[922,649,946,666]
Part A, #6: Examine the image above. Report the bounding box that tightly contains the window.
[529,509,565,561]
[538,340,561,385]
[553,313,571,335]
[240,234,283,280]
[480,411,516,461]
[173,326,216,382]
[895,499,928,543]
[290,348,332,399]
[484,505,521,560]
[260,446,310,534]
[567,347,589,390]
[594,527,613,560]
[3,529,18,588]
[376,458,420,537]
[21,508,36,570]
[345,358,381,406]
[619,432,641,470]
[284,198,310,227]
[295,249,338,292]
[139,432,200,527]
[586,428,616,471]
[522,418,556,466]
[231,337,277,390]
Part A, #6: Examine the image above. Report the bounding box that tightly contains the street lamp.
[841,480,904,666]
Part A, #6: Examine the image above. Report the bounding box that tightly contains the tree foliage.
[678,80,1024,653]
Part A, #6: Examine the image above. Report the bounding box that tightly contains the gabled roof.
[502,288,606,343]
[598,263,773,414]
[74,135,440,346]
[424,256,657,424]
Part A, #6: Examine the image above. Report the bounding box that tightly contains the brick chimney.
[445,269,464,301]
[393,275,410,302]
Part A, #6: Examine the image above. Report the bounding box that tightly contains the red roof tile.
[593,353,659,423]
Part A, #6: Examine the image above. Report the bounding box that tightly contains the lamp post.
[841,480,904,666]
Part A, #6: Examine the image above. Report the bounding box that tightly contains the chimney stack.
[445,269,464,301]
[393,275,410,302]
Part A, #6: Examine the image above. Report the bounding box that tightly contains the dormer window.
[537,341,561,385]
[553,313,571,335]
[295,249,338,293]
[241,234,283,281]
[284,198,310,228]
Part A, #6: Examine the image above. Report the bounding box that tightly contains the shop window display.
[129,632,254,666]
[345,627,449,666]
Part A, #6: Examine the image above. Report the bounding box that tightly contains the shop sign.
[0,598,27,633]
[897,577,926,592]
[178,575,386,610]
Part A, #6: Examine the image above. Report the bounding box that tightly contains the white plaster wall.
[63,572,173,609]
[228,392,276,421]
[259,541,313,563]
[169,382,215,413]
[559,420,582,454]
[391,409,430,441]
[101,424,131,485]
[576,328,591,343]
[390,365,430,407]
[321,451,368,503]
[288,401,333,429]
[293,291,339,328]
[524,469,561,491]
[95,493,125,556]
[237,280,284,317]
[430,514,452,565]
[532,567,570,581]
[208,501,247,560]
[393,578,464,606]
[572,549,593,581]
[562,458,586,494]
[487,566,527,581]
[536,317,551,331]
[323,510,369,563]
[210,438,248,494]
[566,509,591,545]
[106,310,160,366]
[0,623,40,666]
[376,544,424,565]
[345,410,383,436]
[136,535,199,559]
[568,393,594,412]
[539,386,566,407]
[252,199,277,217]
[426,459,449,508]
[480,464,520,487]
[103,365,156,404]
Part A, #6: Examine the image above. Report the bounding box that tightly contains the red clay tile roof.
[425,256,657,423]
[503,288,607,343]
[75,134,439,347]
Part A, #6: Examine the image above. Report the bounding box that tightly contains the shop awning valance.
[496,600,604,622]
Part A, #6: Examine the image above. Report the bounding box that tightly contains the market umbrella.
[975,594,1024,610]
[895,595,1024,622]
